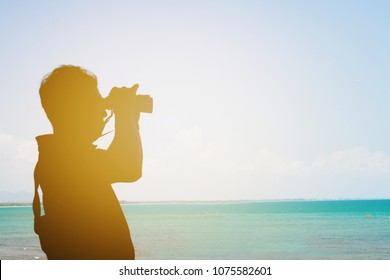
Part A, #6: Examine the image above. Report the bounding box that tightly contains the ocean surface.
[0,200,389,260]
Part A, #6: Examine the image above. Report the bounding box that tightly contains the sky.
[1,0,390,201]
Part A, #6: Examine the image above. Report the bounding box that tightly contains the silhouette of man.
[33,65,143,259]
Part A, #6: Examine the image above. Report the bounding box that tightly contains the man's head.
[39,65,107,142]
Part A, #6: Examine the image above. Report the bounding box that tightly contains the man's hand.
[106,83,143,182]
[105,84,140,120]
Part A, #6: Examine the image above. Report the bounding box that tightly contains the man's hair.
[39,65,98,127]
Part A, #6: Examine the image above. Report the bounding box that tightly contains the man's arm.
[106,85,143,183]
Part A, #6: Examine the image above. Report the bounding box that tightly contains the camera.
[104,94,153,114]
[131,95,153,113]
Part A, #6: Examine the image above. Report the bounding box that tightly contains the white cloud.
[173,126,203,153]
[137,127,390,200]
[15,140,38,163]
[245,147,390,176]
[0,133,13,143]
[146,127,390,181]
[0,132,37,193]
[254,149,308,174]
[0,132,14,161]
[0,132,37,163]
[312,147,390,174]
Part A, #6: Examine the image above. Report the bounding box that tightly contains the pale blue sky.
[1,0,390,201]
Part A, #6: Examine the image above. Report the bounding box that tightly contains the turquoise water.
[1,200,389,259]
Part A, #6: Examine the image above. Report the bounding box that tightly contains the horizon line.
[1,197,389,206]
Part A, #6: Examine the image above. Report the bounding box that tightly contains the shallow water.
[1,200,389,259]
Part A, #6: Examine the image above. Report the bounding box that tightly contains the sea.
[0,200,389,260]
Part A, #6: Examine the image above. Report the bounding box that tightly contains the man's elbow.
[122,166,142,182]
[127,169,142,182]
